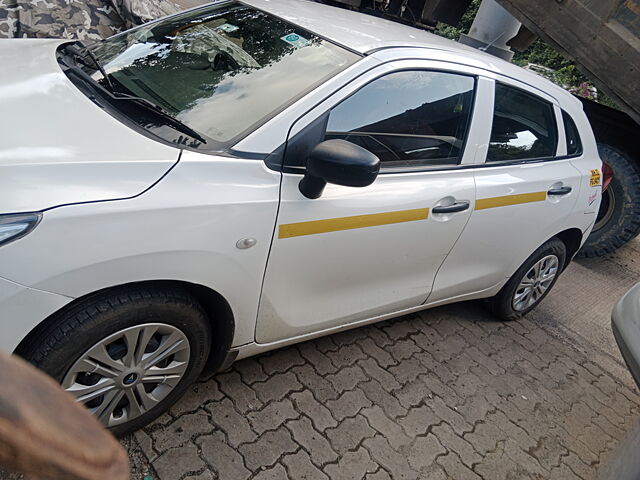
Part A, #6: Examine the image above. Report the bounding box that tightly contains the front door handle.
[547,186,572,196]
[432,201,470,214]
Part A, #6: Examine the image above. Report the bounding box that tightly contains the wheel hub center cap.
[122,372,139,386]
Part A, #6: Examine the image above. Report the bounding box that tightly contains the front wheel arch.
[15,280,235,373]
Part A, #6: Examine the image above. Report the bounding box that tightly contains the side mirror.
[299,139,381,199]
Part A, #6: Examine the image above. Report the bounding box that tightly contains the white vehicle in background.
[0,0,601,434]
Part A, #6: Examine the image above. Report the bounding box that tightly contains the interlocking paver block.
[252,464,289,480]
[396,379,432,409]
[254,371,304,403]
[387,358,424,385]
[386,338,421,362]
[357,337,397,368]
[184,471,215,480]
[235,358,269,384]
[362,435,419,480]
[359,380,407,418]
[429,395,472,435]
[171,379,223,415]
[134,300,640,480]
[431,423,481,468]
[248,398,299,435]
[436,451,482,480]
[290,390,338,431]
[527,433,570,471]
[383,318,419,340]
[198,432,252,480]
[282,450,330,480]
[326,365,368,393]
[325,389,372,421]
[361,405,411,449]
[464,421,505,455]
[286,416,338,466]
[206,398,257,447]
[325,415,376,454]
[405,433,446,471]
[358,357,401,391]
[238,428,298,471]
[472,442,523,480]
[293,364,340,402]
[298,342,338,375]
[134,429,157,462]
[217,370,262,413]
[322,447,378,480]
[152,444,206,480]
[151,411,212,452]
[397,404,440,437]
[365,469,392,480]
[325,343,367,368]
[260,346,307,375]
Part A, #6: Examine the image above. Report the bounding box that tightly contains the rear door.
[429,77,582,304]
[256,61,488,344]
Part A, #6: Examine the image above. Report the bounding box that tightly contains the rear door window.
[487,83,558,162]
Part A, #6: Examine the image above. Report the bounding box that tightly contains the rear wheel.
[20,285,211,436]
[578,144,640,257]
[489,238,566,321]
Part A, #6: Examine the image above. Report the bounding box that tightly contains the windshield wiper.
[66,42,116,93]
[61,47,207,145]
[108,90,208,145]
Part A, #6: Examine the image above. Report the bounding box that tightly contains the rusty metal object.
[0,353,129,480]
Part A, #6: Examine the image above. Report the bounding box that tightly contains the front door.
[256,66,484,344]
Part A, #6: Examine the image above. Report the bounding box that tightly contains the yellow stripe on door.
[278,208,429,239]
[475,191,547,210]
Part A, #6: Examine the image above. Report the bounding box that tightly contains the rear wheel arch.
[554,228,583,269]
[14,280,235,373]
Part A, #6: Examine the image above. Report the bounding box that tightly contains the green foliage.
[436,0,480,41]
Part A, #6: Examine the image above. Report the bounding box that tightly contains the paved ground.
[118,239,640,480]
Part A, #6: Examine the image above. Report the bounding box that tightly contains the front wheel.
[20,285,212,436]
[489,238,566,321]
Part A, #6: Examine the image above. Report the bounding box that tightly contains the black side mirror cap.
[299,139,380,199]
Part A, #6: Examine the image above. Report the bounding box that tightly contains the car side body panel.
[0,152,281,349]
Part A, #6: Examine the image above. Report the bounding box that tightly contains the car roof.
[240,0,583,110]
[242,0,478,55]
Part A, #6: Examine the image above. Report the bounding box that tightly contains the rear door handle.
[547,186,572,196]
[432,201,470,214]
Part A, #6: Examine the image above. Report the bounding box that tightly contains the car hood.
[0,39,181,213]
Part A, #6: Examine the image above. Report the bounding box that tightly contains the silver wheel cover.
[512,255,559,312]
[62,323,190,427]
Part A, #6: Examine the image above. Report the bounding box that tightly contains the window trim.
[484,81,560,165]
[282,67,479,174]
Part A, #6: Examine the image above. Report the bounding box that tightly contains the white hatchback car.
[1,0,602,434]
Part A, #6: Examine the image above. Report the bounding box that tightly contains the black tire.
[489,238,566,321]
[578,144,640,258]
[20,285,211,437]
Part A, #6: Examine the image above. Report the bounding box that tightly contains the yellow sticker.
[590,169,601,187]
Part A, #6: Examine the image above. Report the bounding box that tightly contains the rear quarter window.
[562,110,583,156]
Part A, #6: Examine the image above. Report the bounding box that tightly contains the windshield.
[81,1,359,150]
